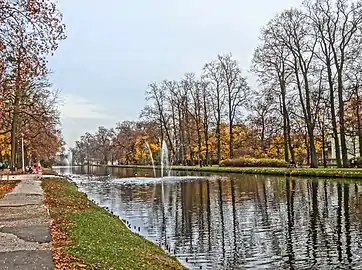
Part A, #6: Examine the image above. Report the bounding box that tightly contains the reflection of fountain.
[145,142,156,177]
[159,140,171,232]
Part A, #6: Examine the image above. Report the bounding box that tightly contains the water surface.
[56,166,362,269]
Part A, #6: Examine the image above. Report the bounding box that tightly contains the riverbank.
[108,164,362,179]
[41,177,185,270]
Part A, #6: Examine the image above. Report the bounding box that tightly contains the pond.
[56,166,362,269]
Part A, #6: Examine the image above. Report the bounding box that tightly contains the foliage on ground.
[110,164,362,179]
[0,180,19,199]
[42,178,185,270]
[220,158,288,168]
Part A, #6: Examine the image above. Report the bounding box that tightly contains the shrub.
[220,158,288,168]
[351,157,362,168]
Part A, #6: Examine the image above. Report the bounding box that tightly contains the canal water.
[56,166,362,269]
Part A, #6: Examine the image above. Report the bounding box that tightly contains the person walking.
[34,162,38,174]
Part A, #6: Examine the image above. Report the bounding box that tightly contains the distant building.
[328,133,360,161]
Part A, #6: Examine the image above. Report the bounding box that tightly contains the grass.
[0,180,19,199]
[41,168,58,175]
[41,177,185,270]
[108,164,362,179]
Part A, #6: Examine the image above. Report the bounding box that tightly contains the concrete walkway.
[0,175,53,270]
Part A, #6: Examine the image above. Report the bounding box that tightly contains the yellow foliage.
[134,134,161,163]
[0,134,11,156]
[149,143,160,152]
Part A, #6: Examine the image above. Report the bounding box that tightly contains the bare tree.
[305,0,362,167]
[200,79,211,165]
[252,21,295,163]
[190,80,204,163]
[144,82,174,157]
[203,60,226,164]
[277,9,320,167]
[248,90,280,155]
[218,53,250,159]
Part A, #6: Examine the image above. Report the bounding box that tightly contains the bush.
[350,157,362,168]
[220,158,288,168]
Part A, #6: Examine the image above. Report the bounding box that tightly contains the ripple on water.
[110,176,206,185]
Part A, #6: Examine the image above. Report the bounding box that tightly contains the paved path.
[0,175,53,270]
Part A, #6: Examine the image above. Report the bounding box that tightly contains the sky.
[49,0,303,148]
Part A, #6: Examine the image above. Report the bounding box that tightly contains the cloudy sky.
[49,0,303,147]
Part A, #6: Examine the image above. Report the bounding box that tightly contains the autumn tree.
[0,0,66,169]
[114,121,138,164]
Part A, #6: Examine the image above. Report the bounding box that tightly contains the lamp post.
[21,133,25,172]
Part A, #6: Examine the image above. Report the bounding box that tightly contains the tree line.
[73,0,362,168]
[0,0,66,169]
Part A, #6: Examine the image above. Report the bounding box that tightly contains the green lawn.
[109,164,362,179]
[42,178,185,270]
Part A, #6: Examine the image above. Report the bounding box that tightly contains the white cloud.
[59,94,113,120]
[58,94,118,148]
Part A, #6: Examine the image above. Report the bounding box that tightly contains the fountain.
[145,140,171,178]
[145,142,156,177]
[145,140,171,208]
[159,141,169,224]
[68,150,73,175]
[160,140,171,178]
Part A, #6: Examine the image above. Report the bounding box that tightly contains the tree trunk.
[184,99,193,164]
[178,105,186,165]
[304,134,310,165]
[202,88,210,166]
[261,117,266,153]
[294,65,318,168]
[10,54,22,171]
[159,116,164,143]
[171,102,178,163]
[281,94,289,163]
[229,120,233,159]
[326,60,341,167]
[356,88,362,157]
[204,126,209,166]
[10,101,19,170]
[303,72,318,168]
[321,119,327,168]
[286,114,295,164]
[337,72,348,167]
[216,118,221,164]
[104,150,108,165]
[216,82,222,164]
[308,126,318,168]
[195,101,202,163]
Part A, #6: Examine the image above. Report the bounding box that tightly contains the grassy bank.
[42,168,58,175]
[0,180,19,199]
[42,177,185,270]
[108,164,362,179]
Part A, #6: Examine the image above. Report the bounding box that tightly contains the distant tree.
[218,53,250,159]
[203,59,226,164]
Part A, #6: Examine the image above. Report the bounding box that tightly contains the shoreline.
[106,164,362,179]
